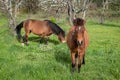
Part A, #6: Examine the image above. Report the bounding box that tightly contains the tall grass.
[0,14,120,80]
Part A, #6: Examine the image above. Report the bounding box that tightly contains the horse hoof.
[71,68,75,73]
[71,70,74,74]
[62,40,66,43]
[22,43,24,46]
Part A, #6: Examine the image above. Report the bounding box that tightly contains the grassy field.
[0,14,120,80]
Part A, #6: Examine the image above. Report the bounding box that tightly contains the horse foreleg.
[40,37,43,43]
[78,52,84,73]
[40,36,49,45]
[71,52,76,73]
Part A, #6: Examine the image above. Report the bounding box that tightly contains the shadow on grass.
[100,23,120,27]
[54,49,71,67]
[28,36,59,45]
[89,22,120,28]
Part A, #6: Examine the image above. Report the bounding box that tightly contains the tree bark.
[0,0,22,35]
[67,0,76,26]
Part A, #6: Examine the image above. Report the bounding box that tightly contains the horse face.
[58,33,66,43]
[75,27,84,46]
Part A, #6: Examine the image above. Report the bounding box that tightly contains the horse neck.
[58,32,63,38]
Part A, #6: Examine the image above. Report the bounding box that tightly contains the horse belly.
[32,29,43,35]
[32,27,52,36]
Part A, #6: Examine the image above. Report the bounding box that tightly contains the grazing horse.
[15,19,65,46]
[66,18,89,73]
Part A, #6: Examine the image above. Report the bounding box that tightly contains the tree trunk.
[67,0,76,26]
[99,0,108,24]
[0,0,22,35]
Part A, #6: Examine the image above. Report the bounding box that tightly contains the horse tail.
[45,20,65,37]
[15,21,24,40]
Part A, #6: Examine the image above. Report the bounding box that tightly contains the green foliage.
[50,16,56,23]
[0,14,120,80]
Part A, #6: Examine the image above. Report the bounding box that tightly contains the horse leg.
[25,34,29,46]
[78,52,84,73]
[22,36,25,46]
[45,37,49,45]
[40,37,43,43]
[71,52,76,73]
[82,54,85,65]
[22,33,29,46]
[75,52,78,67]
[40,36,48,45]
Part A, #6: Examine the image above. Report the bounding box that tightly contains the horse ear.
[73,19,76,26]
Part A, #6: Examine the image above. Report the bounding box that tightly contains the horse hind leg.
[22,32,29,46]
[22,35,28,46]
[82,54,85,65]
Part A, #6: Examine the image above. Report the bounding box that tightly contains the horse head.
[73,18,85,46]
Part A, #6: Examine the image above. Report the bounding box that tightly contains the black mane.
[73,18,85,26]
[45,20,65,37]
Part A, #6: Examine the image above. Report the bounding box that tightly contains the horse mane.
[44,20,65,37]
[73,18,86,32]
[73,18,85,26]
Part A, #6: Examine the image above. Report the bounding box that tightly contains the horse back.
[24,19,47,29]
[23,19,52,36]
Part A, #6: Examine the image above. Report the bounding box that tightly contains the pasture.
[0,14,120,80]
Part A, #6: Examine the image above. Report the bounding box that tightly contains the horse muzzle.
[77,40,83,46]
[62,40,66,43]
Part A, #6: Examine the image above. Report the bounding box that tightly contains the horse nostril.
[77,41,83,45]
[81,41,83,45]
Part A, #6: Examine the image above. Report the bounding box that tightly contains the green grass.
[0,14,120,80]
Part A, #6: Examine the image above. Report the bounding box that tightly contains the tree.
[67,0,93,25]
[0,0,22,34]
[22,0,39,14]
[67,0,75,25]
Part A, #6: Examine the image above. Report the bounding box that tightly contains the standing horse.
[15,19,65,46]
[66,18,89,73]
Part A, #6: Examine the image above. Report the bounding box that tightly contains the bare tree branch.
[0,0,23,35]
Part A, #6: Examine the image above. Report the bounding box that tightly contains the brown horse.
[66,18,89,73]
[15,19,65,46]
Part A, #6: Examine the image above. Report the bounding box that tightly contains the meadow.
[0,13,120,80]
